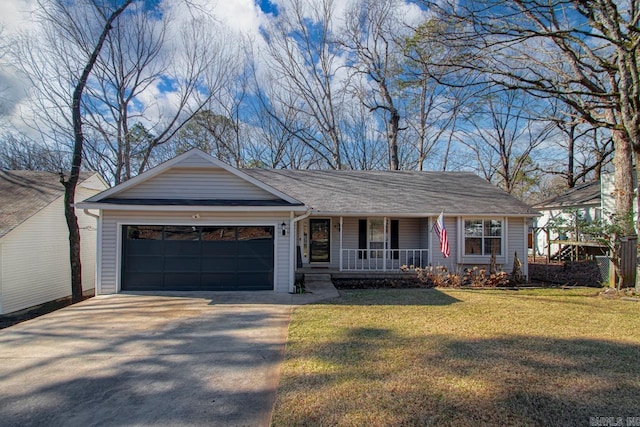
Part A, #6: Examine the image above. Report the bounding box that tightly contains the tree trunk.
[62,173,83,303]
[612,128,635,234]
[611,128,635,289]
[389,108,399,170]
[567,124,575,188]
[63,0,133,303]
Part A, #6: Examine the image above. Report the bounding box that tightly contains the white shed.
[0,171,108,315]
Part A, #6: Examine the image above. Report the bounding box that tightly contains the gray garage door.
[122,225,274,291]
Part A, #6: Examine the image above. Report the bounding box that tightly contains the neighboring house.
[600,170,638,219]
[0,171,108,315]
[531,181,603,260]
[78,149,537,294]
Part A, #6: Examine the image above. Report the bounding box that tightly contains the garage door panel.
[164,273,201,290]
[123,273,163,289]
[201,273,237,288]
[125,256,164,272]
[127,240,164,256]
[164,257,201,271]
[164,241,200,256]
[201,241,236,255]
[122,225,274,291]
[202,257,237,272]
[237,273,273,289]
[239,260,273,272]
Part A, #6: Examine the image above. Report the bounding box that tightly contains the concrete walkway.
[0,283,339,427]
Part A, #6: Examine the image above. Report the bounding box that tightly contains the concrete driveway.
[0,285,338,427]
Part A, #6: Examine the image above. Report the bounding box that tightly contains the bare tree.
[11,0,133,302]
[459,90,555,198]
[342,0,406,170]
[248,45,323,169]
[401,19,475,171]
[262,0,346,169]
[172,111,243,167]
[545,117,614,188]
[79,10,242,184]
[0,133,65,171]
[420,0,637,234]
[341,91,388,170]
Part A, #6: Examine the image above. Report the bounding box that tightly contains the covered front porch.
[294,215,431,273]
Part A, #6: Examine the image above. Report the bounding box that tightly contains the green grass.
[271,288,640,426]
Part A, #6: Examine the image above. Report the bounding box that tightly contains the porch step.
[304,273,332,283]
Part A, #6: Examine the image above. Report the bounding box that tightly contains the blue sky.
[257,0,278,15]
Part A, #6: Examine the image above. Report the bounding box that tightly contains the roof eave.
[76,202,309,213]
[307,210,540,218]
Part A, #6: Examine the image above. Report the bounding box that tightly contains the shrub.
[401,264,510,288]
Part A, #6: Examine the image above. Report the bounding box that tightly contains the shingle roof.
[243,169,536,216]
[0,171,94,239]
[533,181,600,210]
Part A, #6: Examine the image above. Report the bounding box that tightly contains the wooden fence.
[619,236,637,288]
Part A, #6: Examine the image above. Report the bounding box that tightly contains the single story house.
[0,171,107,314]
[532,180,602,259]
[78,149,537,294]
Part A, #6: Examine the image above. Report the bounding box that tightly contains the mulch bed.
[332,277,429,289]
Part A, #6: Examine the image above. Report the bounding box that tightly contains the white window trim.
[458,217,507,264]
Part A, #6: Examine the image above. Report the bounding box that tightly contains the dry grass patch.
[272,288,640,426]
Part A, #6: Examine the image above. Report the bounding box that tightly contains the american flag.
[433,211,450,258]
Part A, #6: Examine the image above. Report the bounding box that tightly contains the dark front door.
[122,225,274,291]
[309,219,330,263]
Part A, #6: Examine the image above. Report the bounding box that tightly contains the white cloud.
[0,0,38,34]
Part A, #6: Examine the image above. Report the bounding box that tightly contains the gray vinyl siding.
[98,210,292,294]
[341,217,359,251]
[399,218,421,248]
[432,216,456,267]
[178,154,223,168]
[116,168,279,200]
[507,217,528,277]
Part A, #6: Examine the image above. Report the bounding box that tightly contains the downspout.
[83,209,99,220]
[84,209,102,295]
[289,209,312,292]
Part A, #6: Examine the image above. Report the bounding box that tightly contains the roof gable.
[85,149,302,205]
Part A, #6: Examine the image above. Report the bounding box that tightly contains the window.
[126,225,162,240]
[369,218,385,258]
[202,227,236,241]
[464,219,502,255]
[357,218,400,259]
[165,226,199,240]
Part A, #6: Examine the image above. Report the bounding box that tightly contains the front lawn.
[272,288,640,426]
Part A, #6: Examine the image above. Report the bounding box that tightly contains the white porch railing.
[340,249,429,271]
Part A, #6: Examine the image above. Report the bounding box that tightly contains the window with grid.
[464,219,502,255]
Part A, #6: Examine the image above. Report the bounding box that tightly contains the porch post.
[339,216,343,271]
[289,211,295,292]
[383,216,387,271]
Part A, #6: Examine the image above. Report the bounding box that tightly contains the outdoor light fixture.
[281,222,287,236]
